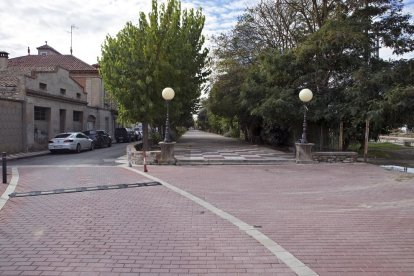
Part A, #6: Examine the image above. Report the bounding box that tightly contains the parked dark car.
[83,130,112,148]
[114,127,135,143]
[134,128,142,141]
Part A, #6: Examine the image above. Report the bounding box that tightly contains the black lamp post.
[162,87,175,142]
[299,88,313,144]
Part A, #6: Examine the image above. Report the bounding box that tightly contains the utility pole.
[70,24,77,55]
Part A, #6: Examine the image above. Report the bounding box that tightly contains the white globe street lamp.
[162,87,175,142]
[299,88,313,143]
[299,88,313,103]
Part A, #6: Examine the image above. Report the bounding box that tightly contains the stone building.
[0,44,117,153]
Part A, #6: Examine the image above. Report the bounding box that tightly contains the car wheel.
[76,144,81,153]
[50,150,56,154]
[90,142,95,151]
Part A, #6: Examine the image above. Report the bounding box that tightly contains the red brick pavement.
[0,166,294,275]
[144,163,414,276]
[0,167,11,196]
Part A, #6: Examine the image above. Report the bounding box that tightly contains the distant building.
[0,43,117,153]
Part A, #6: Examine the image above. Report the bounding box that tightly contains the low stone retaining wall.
[127,145,161,165]
[312,151,358,163]
[379,136,414,147]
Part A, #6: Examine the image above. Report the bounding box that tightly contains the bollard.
[127,148,132,167]
[2,152,6,184]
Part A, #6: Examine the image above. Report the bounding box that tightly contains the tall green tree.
[208,0,414,148]
[99,0,209,149]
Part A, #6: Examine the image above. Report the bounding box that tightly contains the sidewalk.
[0,165,298,275]
[3,150,50,161]
[174,130,295,165]
[3,130,295,164]
[1,133,414,275]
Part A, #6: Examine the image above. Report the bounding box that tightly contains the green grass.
[368,142,405,150]
[349,142,405,158]
[368,142,406,158]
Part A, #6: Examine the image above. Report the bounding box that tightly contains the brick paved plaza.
[0,161,413,275]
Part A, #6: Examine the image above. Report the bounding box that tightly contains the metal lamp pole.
[162,87,175,143]
[299,88,313,144]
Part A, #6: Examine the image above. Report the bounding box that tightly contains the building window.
[73,111,82,122]
[39,82,47,90]
[76,93,81,99]
[60,88,66,95]
[34,107,47,121]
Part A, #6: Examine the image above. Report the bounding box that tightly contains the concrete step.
[175,158,295,165]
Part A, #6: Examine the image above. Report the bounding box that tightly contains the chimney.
[0,51,9,71]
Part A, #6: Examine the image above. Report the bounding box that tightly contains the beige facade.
[0,99,23,153]
[0,45,117,153]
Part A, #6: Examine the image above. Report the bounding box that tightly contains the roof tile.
[8,55,98,72]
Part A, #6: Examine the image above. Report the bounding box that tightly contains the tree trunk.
[364,119,370,162]
[339,121,343,151]
[142,122,149,151]
[319,124,324,150]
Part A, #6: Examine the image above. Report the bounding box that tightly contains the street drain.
[9,181,161,198]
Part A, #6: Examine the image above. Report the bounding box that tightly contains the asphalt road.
[8,142,129,166]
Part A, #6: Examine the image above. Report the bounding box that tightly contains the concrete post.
[159,142,176,165]
[2,152,6,184]
[295,143,315,164]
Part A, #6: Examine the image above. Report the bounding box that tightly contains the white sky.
[1,0,256,64]
[1,0,413,64]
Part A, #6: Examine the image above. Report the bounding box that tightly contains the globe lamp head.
[162,87,175,101]
[299,88,313,103]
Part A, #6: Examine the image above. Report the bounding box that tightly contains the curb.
[175,159,296,165]
[6,151,50,161]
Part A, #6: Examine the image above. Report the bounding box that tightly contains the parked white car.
[48,132,94,153]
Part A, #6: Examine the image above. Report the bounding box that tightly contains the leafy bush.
[150,130,162,145]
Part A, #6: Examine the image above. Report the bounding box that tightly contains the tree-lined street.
[1,0,414,274]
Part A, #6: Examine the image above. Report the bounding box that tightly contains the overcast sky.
[1,0,413,64]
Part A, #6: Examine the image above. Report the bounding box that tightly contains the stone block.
[312,151,358,163]
[126,145,161,165]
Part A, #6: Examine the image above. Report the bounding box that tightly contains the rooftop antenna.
[69,25,78,55]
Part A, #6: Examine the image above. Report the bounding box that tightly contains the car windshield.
[54,133,71,138]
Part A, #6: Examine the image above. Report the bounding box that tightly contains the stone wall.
[0,99,23,153]
[127,144,161,165]
[312,152,358,163]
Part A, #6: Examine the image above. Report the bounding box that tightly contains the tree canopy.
[203,0,414,149]
[100,0,209,149]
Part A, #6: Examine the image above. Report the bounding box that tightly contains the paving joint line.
[8,181,161,198]
[123,165,319,276]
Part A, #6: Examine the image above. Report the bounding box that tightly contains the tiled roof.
[8,55,98,72]
[36,44,61,55]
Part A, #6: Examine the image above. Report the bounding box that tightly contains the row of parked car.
[114,127,142,143]
[48,127,142,153]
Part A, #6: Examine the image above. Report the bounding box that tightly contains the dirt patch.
[395,174,414,182]
[367,147,414,168]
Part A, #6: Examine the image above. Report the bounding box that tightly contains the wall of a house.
[0,99,23,153]
[24,68,88,150]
